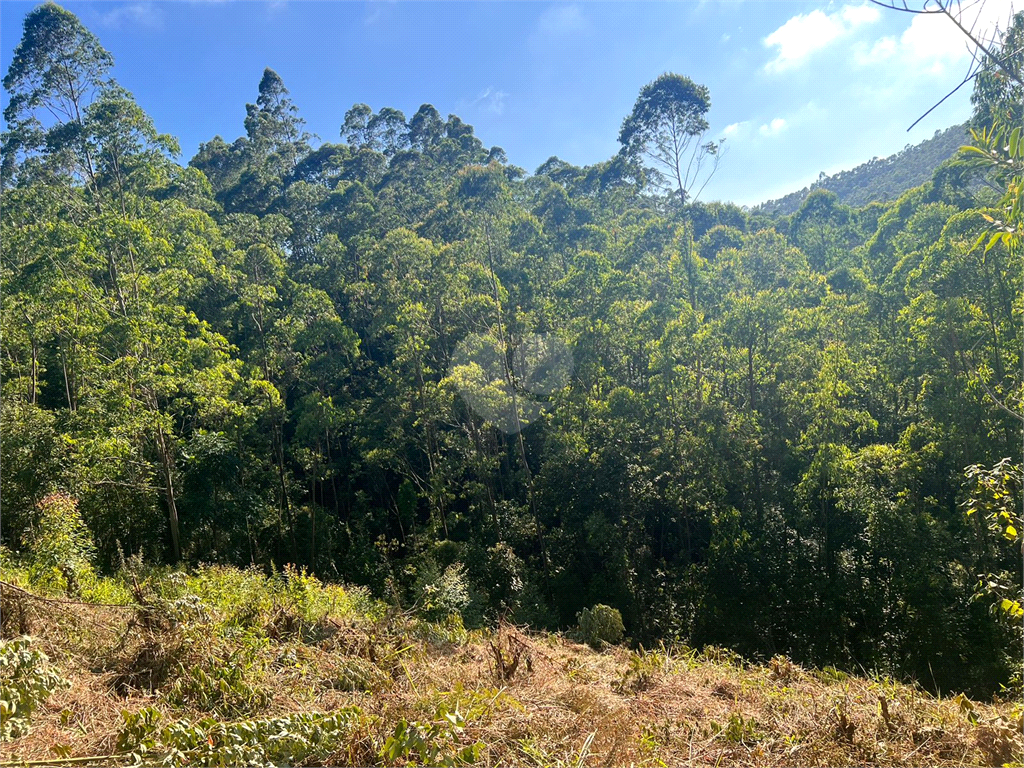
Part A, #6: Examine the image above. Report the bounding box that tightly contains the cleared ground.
[1,566,1020,767]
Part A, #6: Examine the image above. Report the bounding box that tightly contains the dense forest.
[755,123,970,216]
[1,2,1021,706]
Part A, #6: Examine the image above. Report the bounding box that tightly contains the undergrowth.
[117,706,363,767]
[1,562,1021,767]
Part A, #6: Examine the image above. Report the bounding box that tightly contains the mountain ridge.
[753,123,969,215]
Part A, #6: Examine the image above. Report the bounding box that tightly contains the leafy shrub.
[26,493,95,595]
[700,646,746,668]
[814,665,849,685]
[144,585,212,628]
[262,564,372,640]
[134,563,383,646]
[380,704,482,767]
[117,706,361,767]
[711,713,761,744]
[277,564,333,626]
[576,604,624,649]
[190,565,276,629]
[482,542,526,617]
[426,683,524,720]
[615,648,667,693]
[165,655,271,716]
[327,657,389,693]
[416,562,471,622]
[413,612,470,648]
[1,637,69,740]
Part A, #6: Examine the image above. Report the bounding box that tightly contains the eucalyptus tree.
[618,73,724,207]
[244,68,311,169]
[408,104,445,152]
[1,2,112,190]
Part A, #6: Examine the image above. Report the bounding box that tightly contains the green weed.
[711,713,762,745]
[380,704,483,767]
[117,705,362,767]
[0,637,69,740]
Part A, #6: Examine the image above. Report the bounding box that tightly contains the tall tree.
[1,2,113,189]
[244,68,311,170]
[618,73,723,207]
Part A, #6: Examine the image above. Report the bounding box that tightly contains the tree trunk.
[156,425,181,562]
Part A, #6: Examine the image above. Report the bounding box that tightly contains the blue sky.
[0,1,1008,206]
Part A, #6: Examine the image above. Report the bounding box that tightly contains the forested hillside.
[755,123,969,216]
[1,3,1021,733]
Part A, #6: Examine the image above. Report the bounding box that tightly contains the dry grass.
[1,578,1021,767]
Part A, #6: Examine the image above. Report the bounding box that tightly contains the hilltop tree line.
[756,124,971,216]
[1,4,1021,697]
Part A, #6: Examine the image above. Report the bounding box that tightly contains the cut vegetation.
[1,567,1021,767]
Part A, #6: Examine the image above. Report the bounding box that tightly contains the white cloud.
[900,14,964,66]
[100,2,163,28]
[898,0,1010,70]
[759,117,787,137]
[472,87,509,116]
[723,122,743,136]
[852,0,1014,80]
[852,34,897,66]
[870,36,897,60]
[763,10,841,71]
[840,4,880,26]
[721,32,731,43]
[533,3,586,39]
[763,4,880,72]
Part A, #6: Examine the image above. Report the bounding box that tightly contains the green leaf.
[1000,599,1023,618]
[984,231,1003,253]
